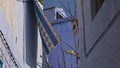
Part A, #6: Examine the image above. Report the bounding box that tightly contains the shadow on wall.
[24,1,38,68]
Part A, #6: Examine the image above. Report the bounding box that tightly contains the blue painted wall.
[44,0,77,68]
[44,0,76,18]
[43,0,79,68]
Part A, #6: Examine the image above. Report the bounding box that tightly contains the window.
[91,0,104,20]
[56,12,64,19]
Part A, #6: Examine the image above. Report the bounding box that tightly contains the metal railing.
[0,30,22,68]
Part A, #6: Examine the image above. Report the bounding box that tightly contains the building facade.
[43,4,80,68]
[78,0,120,68]
[0,0,43,68]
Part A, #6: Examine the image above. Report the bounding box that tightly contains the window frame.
[91,0,105,20]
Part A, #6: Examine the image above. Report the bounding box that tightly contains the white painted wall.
[37,29,43,68]
[0,5,15,68]
[0,0,43,68]
[13,1,24,67]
